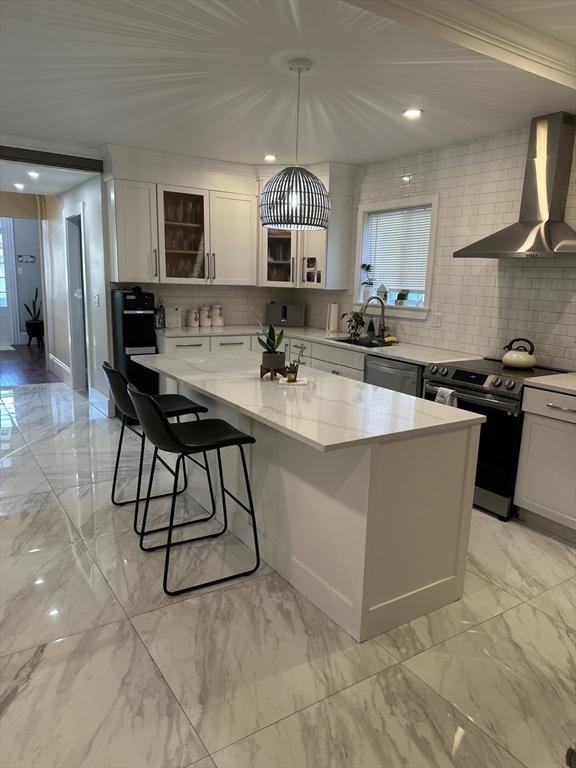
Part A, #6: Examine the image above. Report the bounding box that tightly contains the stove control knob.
[429,364,438,374]
[505,379,515,390]
[493,376,502,387]
[440,367,449,376]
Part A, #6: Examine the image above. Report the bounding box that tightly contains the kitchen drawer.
[210,335,251,352]
[523,387,576,424]
[161,337,210,354]
[311,358,363,381]
[311,342,364,371]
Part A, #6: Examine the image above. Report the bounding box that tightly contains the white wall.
[296,126,576,370]
[42,176,111,400]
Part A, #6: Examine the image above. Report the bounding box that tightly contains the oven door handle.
[424,383,520,414]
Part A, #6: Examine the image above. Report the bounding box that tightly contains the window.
[357,196,437,310]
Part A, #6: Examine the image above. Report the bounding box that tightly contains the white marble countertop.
[525,372,576,397]
[133,350,484,452]
[157,326,478,366]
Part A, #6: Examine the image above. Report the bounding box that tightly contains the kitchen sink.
[334,337,397,348]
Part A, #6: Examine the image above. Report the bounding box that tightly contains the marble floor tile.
[405,603,576,768]
[213,665,523,768]
[28,414,128,454]
[0,620,207,768]
[90,526,271,617]
[0,403,15,429]
[528,576,576,630]
[1,540,124,655]
[0,447,50,498]
[467,509,576,600]
[0,382,85,410]
[133,572,396,753]
[56,470,189,543]
[375,571,521,661]
[6,401,106,443]
[0,424,26,460]
[189,759,216,768]
[0,490,79,557]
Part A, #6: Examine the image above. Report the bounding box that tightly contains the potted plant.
[24,288,44,347]
[285,345,305,383]
[257,322,285,377]
[361,263,373,302]
[341,310,365,339]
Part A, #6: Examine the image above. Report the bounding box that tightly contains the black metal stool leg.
[111,416,127,505]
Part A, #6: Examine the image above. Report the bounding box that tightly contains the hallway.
[0,344,58,386]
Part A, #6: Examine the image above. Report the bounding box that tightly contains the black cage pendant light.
[259,59,331,231]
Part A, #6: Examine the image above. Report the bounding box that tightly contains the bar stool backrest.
[127,384,183,454]
[102,361,137,419]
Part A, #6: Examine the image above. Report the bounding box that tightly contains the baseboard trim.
[48,354,73,387]
[88,386,114,417]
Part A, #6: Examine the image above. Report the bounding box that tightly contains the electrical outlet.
[93,290,100,307]
[430,313,442,328]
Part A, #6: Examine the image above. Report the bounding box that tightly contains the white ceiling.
[472,0,576,46]
[0,161,97,195]
[0,0,574,166]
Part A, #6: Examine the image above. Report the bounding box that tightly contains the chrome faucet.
[361,295,387,340]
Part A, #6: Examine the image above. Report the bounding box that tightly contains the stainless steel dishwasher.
[364,355,422,396]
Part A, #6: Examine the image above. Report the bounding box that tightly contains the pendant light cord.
[295,68,301,167]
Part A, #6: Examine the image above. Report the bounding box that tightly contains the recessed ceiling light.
[14,183,24,190]
[403,108,422,120]
[28,171,39,179]
[264,154,276,162]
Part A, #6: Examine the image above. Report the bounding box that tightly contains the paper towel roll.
[326,303,339,332]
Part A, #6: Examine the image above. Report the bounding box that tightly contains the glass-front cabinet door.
[261,228,296,286]
[158,185,209,283]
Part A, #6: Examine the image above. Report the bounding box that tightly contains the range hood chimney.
[454,112,576,259]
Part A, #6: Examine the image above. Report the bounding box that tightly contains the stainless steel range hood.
[454,112,576,259]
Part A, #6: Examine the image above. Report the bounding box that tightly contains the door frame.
[63,203,91,391]
[0,217,20,347]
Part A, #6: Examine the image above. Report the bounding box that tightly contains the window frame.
[353,193,439,318]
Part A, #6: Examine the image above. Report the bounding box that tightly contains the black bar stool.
[127,384,260,596]
[102,361,209,535]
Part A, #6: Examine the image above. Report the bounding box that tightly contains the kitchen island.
[133,350,484,641]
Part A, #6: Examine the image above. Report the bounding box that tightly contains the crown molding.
[346,0,576,89]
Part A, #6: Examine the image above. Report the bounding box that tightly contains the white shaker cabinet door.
[209,191,257,285]
[515,412,576,529]
[111,180,159,282]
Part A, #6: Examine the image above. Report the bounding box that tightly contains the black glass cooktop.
[452,358,565,380]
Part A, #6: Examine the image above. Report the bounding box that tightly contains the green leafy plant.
[257,322,284,354]
[361,262,373,287]
[286,344,305,374]
[24,288,42,321]
[341,310,365,338]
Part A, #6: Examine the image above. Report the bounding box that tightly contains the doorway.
[65,211,88,391]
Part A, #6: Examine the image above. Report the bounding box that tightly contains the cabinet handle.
[291,256,294,282]
[212,252,216,280]
[205,253,209,281]
[546,402,576,414]
[219,341,244,346]
[175,343,203,348]
[152,248,158,277]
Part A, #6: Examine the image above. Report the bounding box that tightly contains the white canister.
[186,308,199,328]
[164,306,181,330]
[211,305,224,327]
[199,305,212,327]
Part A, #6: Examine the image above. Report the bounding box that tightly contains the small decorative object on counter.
[154,300,165,329]
[341,310,365,339]
[395,290,409,306]
[285,344,305,383]
[211,305,224,327]
[199,305,211,327]
[185,308,199,328]
[164,306,181,330]
[377,283,388,302]
[257,322,286,380]
[366,319,375,338]
[502,338,536,368]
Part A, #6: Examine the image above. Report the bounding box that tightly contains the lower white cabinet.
[210,335,251,351]
[515,388,576,530]
[310,358,364,381]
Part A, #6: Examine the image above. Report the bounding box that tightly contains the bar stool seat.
[155,393,210,420]
[127,384,260,597]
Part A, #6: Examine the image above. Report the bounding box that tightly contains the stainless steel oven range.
[423,358,565,521]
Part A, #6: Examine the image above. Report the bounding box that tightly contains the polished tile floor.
[1,383,574,768]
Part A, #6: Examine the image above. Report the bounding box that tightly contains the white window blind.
[365,205,432,293]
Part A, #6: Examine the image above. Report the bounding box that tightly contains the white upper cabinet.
[108,180,159,283]
[209,191,257,285]
[260,228,298,287]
